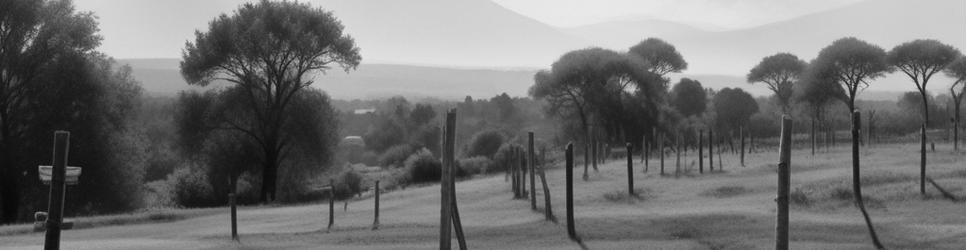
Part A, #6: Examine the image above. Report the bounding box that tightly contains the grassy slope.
[2,142,965,249]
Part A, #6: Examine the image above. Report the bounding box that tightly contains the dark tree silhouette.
[747,53,807,113]
[180,1,361,202]
[670,78,706,117]
[628,38,688,78]
[887,39,961,128]
[946,57,966,150]
[712,88,758,133]
[810,37,891,249]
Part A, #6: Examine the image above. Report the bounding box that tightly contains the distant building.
[341,136,365,147]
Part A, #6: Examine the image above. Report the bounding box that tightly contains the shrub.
[379,144,416,168]
[490,143,526,172]
[333,169,364,199]
[359,151,380,166]
[457,156,492,176]
[465,130,504,158]
[168,164,216,208]
[405,148,442,183]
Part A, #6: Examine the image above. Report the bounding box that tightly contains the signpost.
[41,131,81,250]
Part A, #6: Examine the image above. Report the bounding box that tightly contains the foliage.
[795,61,845,122]
[457,156,493,176]
[465,130,505,158]
[887,39,961,126]
[491,143,526,173]
[628,38,688,77]
[379,144,416,168]
[365,116,408,153]
[180,0,360,202]
[808,37,891,111]
[404,148,442,183]
[332,169,364,199]
[167,165,216,208]
[712,88,759,133]
[670,78,707,117]
[409,104,437,127]
[747,53,807,112]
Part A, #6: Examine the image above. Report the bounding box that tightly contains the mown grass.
[0,208,220,236]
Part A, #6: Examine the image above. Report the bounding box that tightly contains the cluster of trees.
[0,0,144,222]
[530,39,762,151]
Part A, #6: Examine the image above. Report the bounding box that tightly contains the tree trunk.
[852,111,885,249]
[956,104,961,151]
[260,148,279,203]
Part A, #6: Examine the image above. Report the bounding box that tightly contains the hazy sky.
[492,0,864,29]
[72,0,865,59]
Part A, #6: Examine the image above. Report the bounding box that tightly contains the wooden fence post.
[529,132,537,210]
[328,179,335,232]
[44,131,69,250]
[565,143,578,241]
[643,134,649,172]
[675,133,681,175]
[539,166,555,222]
[372,181,380,230]
[740,127,746,167]
[626,143,634,195]
[520,147,527,196]
[591,136,598,171]
[229,193,238,240]
[583,142,590,181]
[699,129,704,174]
[709,128,714,171]
[659,133,665,175]
[776,116,792,250]
[440,110,455,249]
[920,124,926,195]
[853,111,885,249]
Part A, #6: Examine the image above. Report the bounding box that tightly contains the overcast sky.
[72,0,866,59]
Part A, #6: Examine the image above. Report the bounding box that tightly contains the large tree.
[809,37,890,249]
[0,0,109,223]
[887,39,961,128]
[747,53,807,113]
[670,78,706,117]
[181,0,361,202]
[946,57,966,150]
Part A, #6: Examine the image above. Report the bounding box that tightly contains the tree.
[887,40,961,128]
[796,64,845,154]
[747,53,807,113]
[946,57,966,150]
[0,0,109,223]
[628,38,688,78]
[530,48,662,148]
[670,78,706,117]
[810,37,890,249]
[409,104,436,127]
[712,88,758,133]
[181,0,361,202]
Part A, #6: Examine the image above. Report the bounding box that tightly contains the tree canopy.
[747,53,807,113]
[628,38,688,77]
[887,39,961,127]
[670,78,707,117]
[808,37,891,111]
[180,0,360,202]
[712,88,759,132]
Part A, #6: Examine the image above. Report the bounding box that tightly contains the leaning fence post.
[776,116,792,250]
[229,193,238,240]
[372,181,380,230]
[565,143,578,241]
[539,165,555,222]
[626,143,634,195]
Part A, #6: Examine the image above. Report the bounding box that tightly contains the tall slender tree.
[887,39,961,127]
[946,57,966,150]
[181,1,361,202]
[747,53,807,113]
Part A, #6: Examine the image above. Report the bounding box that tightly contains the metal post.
[44,131,70,250]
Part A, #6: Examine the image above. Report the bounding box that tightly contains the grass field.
[1,141,965,249]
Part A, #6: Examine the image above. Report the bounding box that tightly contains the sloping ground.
[2,143,966,249]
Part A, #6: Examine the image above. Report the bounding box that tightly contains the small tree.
[712,88,759,134]
[670,78,707,117]
[747,53,807,113]
[181,1,361,202]
[887,40,961,128]
[628,38,688,81]
[946,57,966,150]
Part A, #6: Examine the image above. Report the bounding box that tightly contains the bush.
[490,143,526,172]
[405,148,442,183]
[379,144,416,168]
[465,130,504,158]
[457,156,493,176]
[167,164,216,208]
[333,169,364,199]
